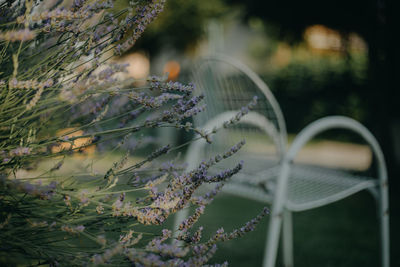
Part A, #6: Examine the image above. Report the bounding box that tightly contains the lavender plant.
[0,0,268,266]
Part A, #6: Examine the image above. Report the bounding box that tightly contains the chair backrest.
[191,54,287,159]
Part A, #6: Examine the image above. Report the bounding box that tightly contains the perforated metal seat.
[286,164,377,211]
[212,159,378,212]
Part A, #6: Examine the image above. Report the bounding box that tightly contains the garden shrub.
[0,0,267,266]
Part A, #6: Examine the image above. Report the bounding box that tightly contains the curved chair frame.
[174,54,287,235]
[192,54,288,156]
[193,110,283,161]
[173,110,281,235]
[264,116,389,267]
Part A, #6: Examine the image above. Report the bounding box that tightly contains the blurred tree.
[264,54,368,133]
[122,0,228,55]
[227,0,400,190]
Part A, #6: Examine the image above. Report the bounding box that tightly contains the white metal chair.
[173,55,390,267]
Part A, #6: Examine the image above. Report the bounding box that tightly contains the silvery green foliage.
[0,0,267,265]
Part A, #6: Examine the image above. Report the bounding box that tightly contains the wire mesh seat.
[173,54,389,267]
[286,164,377,211]
[210,159,378,212]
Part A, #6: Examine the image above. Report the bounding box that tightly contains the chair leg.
[282,209,294,267]
[379,183,390,267]
[263,160,291,267]
[263,207,284,267]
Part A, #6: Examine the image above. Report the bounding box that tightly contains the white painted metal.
[285,166,379,211]
[196,110,282,153]
[173,54,389,267]
[282,209,294,267]
[173,110,281,237]
[191,54,287,156]
[263,116,390,267]
[264,158,290,267]
[174,54,289,242]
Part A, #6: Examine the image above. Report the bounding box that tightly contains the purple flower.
[75,225,85,232]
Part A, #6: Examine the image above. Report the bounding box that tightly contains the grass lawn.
[191,191,399,267]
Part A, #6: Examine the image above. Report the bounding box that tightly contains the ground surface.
[11,139,398,266]
[195,191,399,267]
